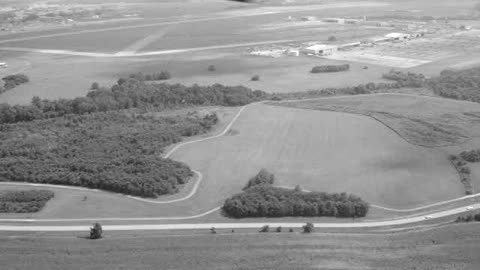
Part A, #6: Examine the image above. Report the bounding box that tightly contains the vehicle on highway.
[466,206,474,210]
[424,216,433,220]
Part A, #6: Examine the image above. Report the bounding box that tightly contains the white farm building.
[302,44,337,56]
[385,32,411,41]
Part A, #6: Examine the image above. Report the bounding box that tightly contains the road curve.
[0,203,478,231]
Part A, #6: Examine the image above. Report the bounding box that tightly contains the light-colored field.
[170,103,462,209]
[0,51,393,105]
[274,94,480,147]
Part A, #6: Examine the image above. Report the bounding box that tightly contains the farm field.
[0,50,393,105]
[1,223,480,270]
[169,103,462,209]
[274,94,480,147]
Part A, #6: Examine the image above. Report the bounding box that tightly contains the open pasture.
[170,103,462,209]
[274,94,480,147]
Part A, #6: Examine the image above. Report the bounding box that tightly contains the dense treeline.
[382,69,425,88]
[274,81,401,100]
[1,74,29,93]
[428,68,480,102]
[0,190,54,213]
[223,170,369,218]
[0,79,267,124]
[311,64,350,73]
[460,149,480,163]
[0,110,218,197]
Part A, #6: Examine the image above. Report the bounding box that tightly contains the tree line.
[223,170,369,218]
[428,68,480,102]
[0,190,54,213]
[0,78,267,124]
[0,110,218,197]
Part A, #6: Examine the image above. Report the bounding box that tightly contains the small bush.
[260,225,270,233]
[90,222,103,239]
[328,36,337,41]
[289,228,294,232]
[276,226,282,233]
[311,64,350,73]
[251,75,260,81]
[210,227,216,234]
[303,222,314,233]
[208,65,216,72]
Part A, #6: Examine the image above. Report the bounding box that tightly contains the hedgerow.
[0,190,54,213]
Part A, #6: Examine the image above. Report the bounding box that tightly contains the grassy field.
[170,103,462,209]
[0,223,479,269]
[274,94,480,147]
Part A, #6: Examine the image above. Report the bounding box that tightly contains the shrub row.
[128,71,171,81]
[0,190,54,213]
[456,212,480,223]
[311,64,350,73]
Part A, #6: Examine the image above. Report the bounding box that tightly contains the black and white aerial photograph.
[0,0,479,269]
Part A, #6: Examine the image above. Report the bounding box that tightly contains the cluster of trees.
[460,149,480,163]
[456,212,480,223]
[128,71,171,81]
[382,69,426,88]
[1,74,29,92]
[0,190,54,213]
[223,170,369,218]
[311,64,350,73]
[0,110,218,197]
[448,155,473,195]
[428,68,480,102]
[0,79,267,124]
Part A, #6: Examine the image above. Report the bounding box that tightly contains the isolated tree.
[208,65,216,72]
[328,35,337,41]
[276,226,282,233]
[289,228,294,232]
[303,222,314,233]
[210,227,217,234]
[294,185,302,192]
[90,82,99,90]
[260,225,270,233]
[251,75,260,81]
[90,222,103,239]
